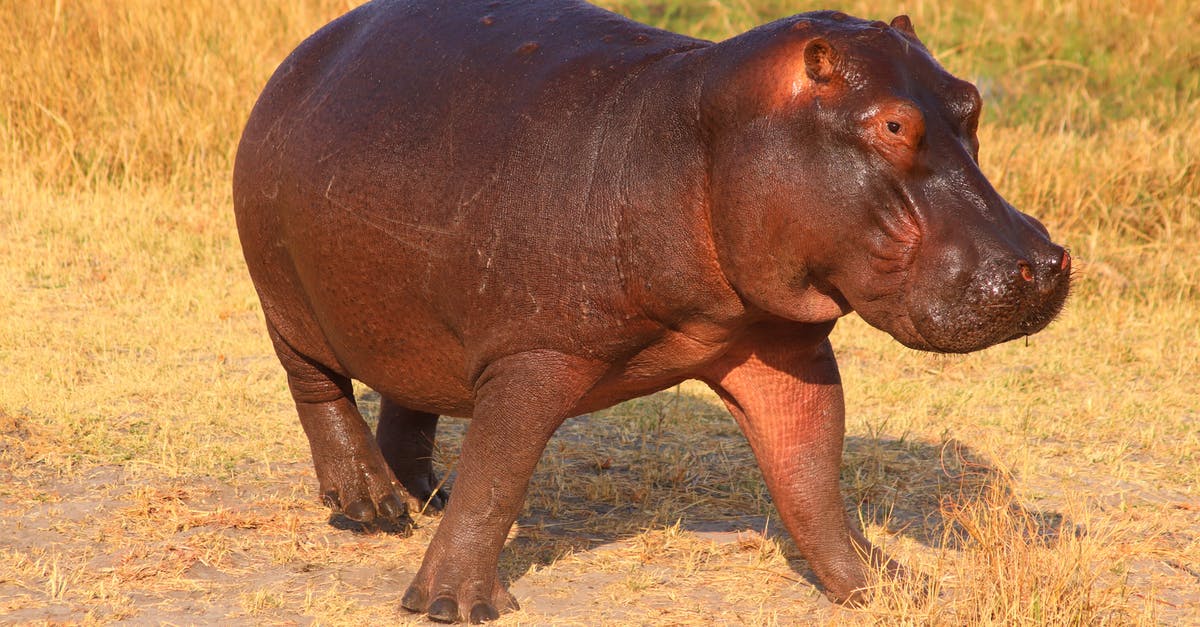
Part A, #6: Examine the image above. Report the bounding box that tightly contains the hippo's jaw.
[841,184,1072,354]
[878,202,1073,354]
[850,246,1072,355]
[900,248,1072,353]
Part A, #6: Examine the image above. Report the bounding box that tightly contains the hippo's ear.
[890,15,917,38]
[803,38,837,83]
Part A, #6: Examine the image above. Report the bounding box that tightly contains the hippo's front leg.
[701,322,897,604]
[401,350,603,624]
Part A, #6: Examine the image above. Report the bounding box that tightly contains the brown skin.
[233,2,1070,622]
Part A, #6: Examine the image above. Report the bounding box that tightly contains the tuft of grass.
[240,588,287,615]
[854,453,1151,625]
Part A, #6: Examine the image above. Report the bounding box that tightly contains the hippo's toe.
[319,465,414,534]
[401,575,517,624]
[401,471,450,515]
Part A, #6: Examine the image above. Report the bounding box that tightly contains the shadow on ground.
[355,386,1072,594]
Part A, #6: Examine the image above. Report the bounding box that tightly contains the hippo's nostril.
[1060,249,1072,272]
[1018,260,1033,282]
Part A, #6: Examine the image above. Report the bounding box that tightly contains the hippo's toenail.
[427,597,460,623]
[400,586,426,612]
[343,499,376,522]
[469,602,500,623]
[378,494,407,520]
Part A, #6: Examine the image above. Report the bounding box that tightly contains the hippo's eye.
[864,101,924,169]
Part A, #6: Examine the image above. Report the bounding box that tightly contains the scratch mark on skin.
[477,246,495,294]
[476,227,502,295]
[347,208,458,236]
[276,86,338,149]
[613,93,648,300]
[457,169,500,216]
[353,214,435,256]
[325,175,336,199]
[526,286,541,314]
[581,63,652,214]
[321,195,449,258]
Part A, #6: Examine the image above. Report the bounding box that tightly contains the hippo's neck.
[592,49,758,340]
[603,46,847,339]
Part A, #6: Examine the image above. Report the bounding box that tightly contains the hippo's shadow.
[357,387,1071,593]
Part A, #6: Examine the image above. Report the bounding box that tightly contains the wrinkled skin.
[233,1,1070,622]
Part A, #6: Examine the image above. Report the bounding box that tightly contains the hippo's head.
[701,12,1070,353]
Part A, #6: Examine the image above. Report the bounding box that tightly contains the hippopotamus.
[233,0,1071,622]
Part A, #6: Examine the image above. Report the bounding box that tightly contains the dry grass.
[1,0,1197,624]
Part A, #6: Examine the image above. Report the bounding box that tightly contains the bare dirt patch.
[3,391,1195,624]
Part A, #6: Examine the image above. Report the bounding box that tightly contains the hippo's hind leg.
[266,321,412,531]
[401,350,604,623]
[377,398,449,514]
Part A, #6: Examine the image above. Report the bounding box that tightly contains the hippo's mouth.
[900,257,1071,354]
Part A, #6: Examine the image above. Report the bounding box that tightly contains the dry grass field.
[1,0,1197,624]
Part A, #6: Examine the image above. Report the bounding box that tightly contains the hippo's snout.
[1011,244,1072,335]
[906,229,1072,354]
[1016,244,1071,296]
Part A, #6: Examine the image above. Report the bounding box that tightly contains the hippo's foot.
[265,324,415,534]
[818,554,918,607]
[376,399,449,515]
[396,468,450,515]
[401,571,517,624]
[316,449,414,534]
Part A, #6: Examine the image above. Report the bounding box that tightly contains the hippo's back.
[232,0,709,412]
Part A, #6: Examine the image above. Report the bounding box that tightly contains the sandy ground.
[2,398,1197,625]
